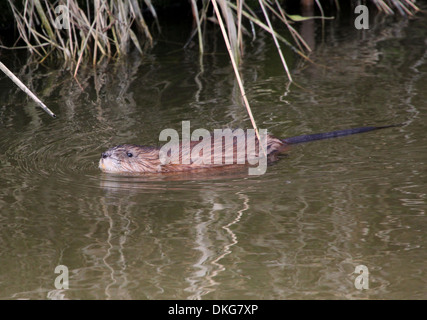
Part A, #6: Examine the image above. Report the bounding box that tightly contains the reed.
[372,0,419,15]
[211,0,265,156]
[0,61,56,118]
[7,0,158,75]
[5,1,419,78]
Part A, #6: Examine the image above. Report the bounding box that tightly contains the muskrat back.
[99,125,397,174]
[99,129,286,174]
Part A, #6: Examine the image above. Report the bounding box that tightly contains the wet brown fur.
[99,131,288,174]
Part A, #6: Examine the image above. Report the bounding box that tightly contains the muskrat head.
[99,144,161,173]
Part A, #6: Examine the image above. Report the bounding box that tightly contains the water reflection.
[88,175,255,299]
[185,191,247,299]
[0,5,426,299]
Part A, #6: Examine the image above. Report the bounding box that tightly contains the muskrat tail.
[282,124,401,145]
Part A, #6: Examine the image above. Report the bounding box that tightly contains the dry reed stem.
[0,61,56,118]
[6,0,419,77]
[274,0,312,52]
[7,0,151,76]
[259,0,292,82]
[226,1,305,58]
[190,0,204,54]
[372,0,419,15]
[211,0,266,156]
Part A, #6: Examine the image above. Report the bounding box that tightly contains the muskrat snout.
[99,144,163,173]
[99,149,118,173]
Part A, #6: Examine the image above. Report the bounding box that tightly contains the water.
[0,8,426,299]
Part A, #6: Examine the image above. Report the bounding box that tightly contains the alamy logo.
[354,5,369,30]
[158,121,268,175]
[54,5,70,30]
[54,265,69,290]
[354,265,369,290]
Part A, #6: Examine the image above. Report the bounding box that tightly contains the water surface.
[0,9,426,299]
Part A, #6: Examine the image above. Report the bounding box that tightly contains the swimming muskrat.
[99,125,396,174]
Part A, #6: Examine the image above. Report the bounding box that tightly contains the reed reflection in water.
[0,5,426,299]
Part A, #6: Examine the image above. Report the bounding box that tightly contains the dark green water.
[0,9,426,299]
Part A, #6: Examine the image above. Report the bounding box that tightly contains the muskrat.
[99,125,396,174]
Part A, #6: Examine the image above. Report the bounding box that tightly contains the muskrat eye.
[127,152,133,158]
